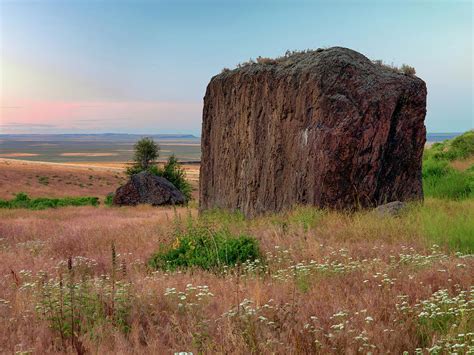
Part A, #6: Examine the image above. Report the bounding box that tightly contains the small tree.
[126,137,160,176]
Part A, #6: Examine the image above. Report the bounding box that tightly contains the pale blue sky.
[1,0,472,135]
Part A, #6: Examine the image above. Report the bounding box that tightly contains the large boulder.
[200,47,427,217]
[113,171,185,206]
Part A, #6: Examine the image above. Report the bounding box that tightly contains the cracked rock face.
[200,47,427,217]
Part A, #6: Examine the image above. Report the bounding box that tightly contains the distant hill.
[426,132,464,142]
[0,133,199,142]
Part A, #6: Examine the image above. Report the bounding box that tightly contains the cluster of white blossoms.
[398,286,473,354]
[164,284,214,310]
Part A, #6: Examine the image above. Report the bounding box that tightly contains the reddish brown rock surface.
[200,47,427,217]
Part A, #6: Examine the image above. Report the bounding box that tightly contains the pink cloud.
[0,99,202,133]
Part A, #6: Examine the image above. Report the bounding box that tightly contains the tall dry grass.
[0,199,472,354]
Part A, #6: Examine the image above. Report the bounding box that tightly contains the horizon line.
[0,131,468,136]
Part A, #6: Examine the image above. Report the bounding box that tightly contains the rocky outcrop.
[200,47,427,217]
[113,171,185,206]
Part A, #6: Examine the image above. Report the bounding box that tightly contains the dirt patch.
[0,153,40,157]
[60,152,119,157]
[160,143,201,146]
[0,159,127,199]
[451,157,474,171]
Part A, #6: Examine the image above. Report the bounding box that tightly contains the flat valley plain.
[0,135,473,354]
[0,134,201,163]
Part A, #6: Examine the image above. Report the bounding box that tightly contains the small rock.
[375,201,406,217]
[113,171,185,206]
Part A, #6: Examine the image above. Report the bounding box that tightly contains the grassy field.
[0,133,472,354]
[0,158,200,201]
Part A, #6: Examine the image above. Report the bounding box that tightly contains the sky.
[0,0,472,135]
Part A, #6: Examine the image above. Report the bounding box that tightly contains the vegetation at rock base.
[104,193,114,206]
[0,192,99,210]
[149,154,193,202]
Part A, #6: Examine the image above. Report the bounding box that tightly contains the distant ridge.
[426,132,463,142]
[0,133,199,142]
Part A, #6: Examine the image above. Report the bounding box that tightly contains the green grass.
[423,167,473,199]
[0,192,99,210]
[422,130,474,200]
[200,208,246,228]
[415,199,474,253]
[425,130,474,161]
[271,206,325,232]
[148,222,261,271]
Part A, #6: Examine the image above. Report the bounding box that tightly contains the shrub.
[125,164,143,176]
[148,224,261,271]
[0,193,99,210]
[372,60,416,75]
[37,176,49,185]
[449,130,474,159]
[256,56,277,65]
[236,58,256,68]
[400,64,416,75]
[372,59,400,73]
[126,137,160,175]
[151,155,192,201]
[104,193,114,206]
